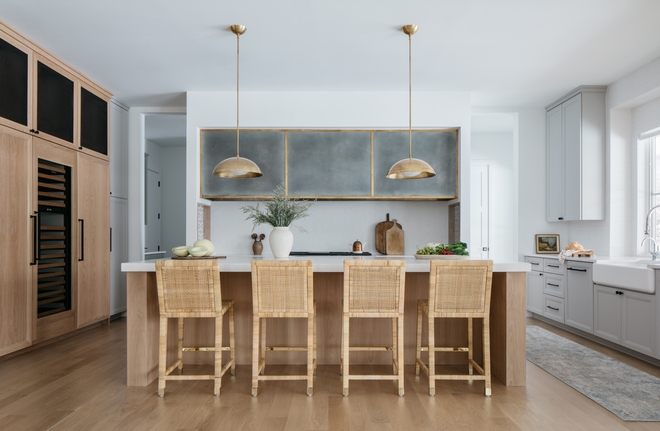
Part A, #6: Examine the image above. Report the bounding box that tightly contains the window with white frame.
[650,136,660,245]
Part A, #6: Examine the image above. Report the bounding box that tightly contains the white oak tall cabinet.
[0,21,112,356]
[0,128,31,356]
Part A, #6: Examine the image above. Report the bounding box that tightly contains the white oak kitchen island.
[122,256,530,387]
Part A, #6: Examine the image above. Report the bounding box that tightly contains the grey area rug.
[526,325,660,422]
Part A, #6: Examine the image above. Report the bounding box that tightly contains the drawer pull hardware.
[616,291,624,295]
[568,267,587,272]
[547,264,559,268]
[530,262,540,265]
[547,283,560,287]
[547,306,560,311]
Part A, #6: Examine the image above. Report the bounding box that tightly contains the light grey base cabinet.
[526,270,544,315]
[525,256,566,323]
[594,284,655,357]
[565,261,594,334]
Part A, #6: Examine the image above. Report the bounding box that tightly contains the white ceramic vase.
[269,226,294,258]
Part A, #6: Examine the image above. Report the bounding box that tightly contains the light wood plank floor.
[1,317,660,430]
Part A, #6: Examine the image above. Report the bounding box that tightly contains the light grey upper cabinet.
[109,100,128,198]
[200,128,458,200]
[546,86,606,222]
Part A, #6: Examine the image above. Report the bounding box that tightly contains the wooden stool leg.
[252,315,260,397]
[229,303,236,376]
[415,300,423,376]
[214,313,223,396]
[177,318,184,374]
[428,314,435,396]
[342,313,349,396]
[468,317,474,376]
[158,317,168,397]
[391,317,397,374]
[397,314,404,397]
[483,316,492,397]
[260,318,267,375]
[307,312,314,396]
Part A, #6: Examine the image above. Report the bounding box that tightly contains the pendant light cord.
[408,31,413,160]
[236,31,241,159]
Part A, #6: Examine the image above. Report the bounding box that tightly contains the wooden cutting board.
[375,213,402,254]
[385,221,404,255]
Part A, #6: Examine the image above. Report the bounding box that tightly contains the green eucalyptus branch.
[241,183,314,232]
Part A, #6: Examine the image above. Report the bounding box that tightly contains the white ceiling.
[145,114,186,147]
[2,0,660,109]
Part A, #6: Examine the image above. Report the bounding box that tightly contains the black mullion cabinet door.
[0,36,29,127]
[80,87,108,156]
[37,61,74,143]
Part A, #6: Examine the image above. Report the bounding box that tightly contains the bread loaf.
[566,241,584,251]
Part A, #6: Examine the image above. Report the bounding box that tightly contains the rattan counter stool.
[341,259,406,397]
[415,259,493,396]
[154,259,235,397]
[250,260,316,397]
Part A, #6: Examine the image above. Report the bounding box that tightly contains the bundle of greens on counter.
[416,242,469,256]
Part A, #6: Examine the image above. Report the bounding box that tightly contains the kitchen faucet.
[641,204,660,260]
[643,204,660,235]
[641,236,660,260]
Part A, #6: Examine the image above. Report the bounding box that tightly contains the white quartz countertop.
[525,253,660,268]
[122,255,530,273]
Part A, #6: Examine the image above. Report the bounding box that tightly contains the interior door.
[470,164,489,259]
[145,168,161,254]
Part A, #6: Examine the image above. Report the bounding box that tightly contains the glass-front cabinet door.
[79,80,109,159]
[0,30,32,133]
[35,55,77,148]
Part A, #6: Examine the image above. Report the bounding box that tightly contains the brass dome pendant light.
[386,24,436,180]
[213,24,263,178]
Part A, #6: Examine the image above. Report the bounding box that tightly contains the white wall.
[186,91,472,256]
[472,132,516,261]
[502,107,568,259]
[606,57,660,257]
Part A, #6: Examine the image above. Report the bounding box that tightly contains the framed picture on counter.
[535,234,560,254]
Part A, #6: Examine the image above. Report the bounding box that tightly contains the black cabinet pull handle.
[567,267,588,272]
[547,264,559,268]
[547,283,560,287]
[30,214,38,265]
[558,217,564,220]
[530,262,540,266]
[78,219,85,262]
[29,129,39,134]
[110,227,113,252]
[616,291,624,295]
[547,306,560,311]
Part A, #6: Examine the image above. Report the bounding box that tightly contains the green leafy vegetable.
[416,242,469,256]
